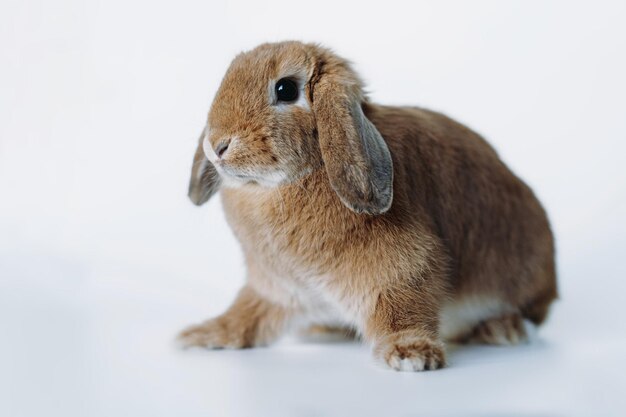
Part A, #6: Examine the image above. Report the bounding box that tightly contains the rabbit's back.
[368,104,557,326]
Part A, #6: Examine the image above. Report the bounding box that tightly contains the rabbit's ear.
[312,73,393,215]
[188,127,220,205]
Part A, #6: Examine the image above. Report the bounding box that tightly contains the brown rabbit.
[179,41,557,371]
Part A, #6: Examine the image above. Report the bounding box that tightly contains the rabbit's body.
[181,42,557,371]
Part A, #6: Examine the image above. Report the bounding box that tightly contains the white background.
[1,1,625,416]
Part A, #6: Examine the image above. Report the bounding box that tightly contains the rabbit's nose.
[214,139,231,158]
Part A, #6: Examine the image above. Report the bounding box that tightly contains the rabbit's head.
[188,41,393,215]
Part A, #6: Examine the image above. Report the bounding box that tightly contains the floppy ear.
[188,127,220,205]
[312,76,393,215]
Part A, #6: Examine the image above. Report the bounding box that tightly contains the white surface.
[1,1,626,416]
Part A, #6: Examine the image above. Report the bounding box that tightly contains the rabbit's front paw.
[375,334,446,372]
[177,318,247,349]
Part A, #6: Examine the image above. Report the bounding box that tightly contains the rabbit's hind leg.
[465,313,527,345]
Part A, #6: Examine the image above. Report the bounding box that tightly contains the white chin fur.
[255,171,288,187]
[217,168,287,189]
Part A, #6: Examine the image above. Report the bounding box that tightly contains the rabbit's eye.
[275,78,299,103]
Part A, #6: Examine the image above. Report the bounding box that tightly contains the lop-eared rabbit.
[180,41,557,371]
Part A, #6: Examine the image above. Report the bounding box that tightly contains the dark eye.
[275,78,299,103]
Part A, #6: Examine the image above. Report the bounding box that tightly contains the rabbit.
[179,41,557,371]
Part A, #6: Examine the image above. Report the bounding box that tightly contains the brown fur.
[180,41,558,372]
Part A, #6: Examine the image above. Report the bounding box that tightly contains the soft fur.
[179,41,557,372]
